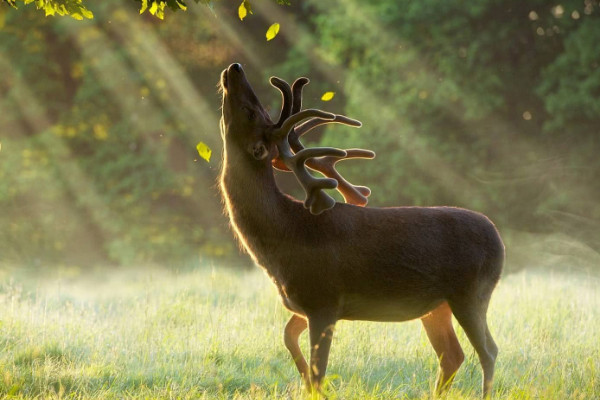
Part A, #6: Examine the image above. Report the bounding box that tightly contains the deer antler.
[270,77,375,211]
[270,107,344,214]
[271,77,293,128]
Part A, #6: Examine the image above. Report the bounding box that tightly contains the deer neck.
[219,144,290,263]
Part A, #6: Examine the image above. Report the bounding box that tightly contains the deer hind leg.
[284,314,310,388]
[421,301,465,395]
[449,296,498,399]
[485,325,498,361]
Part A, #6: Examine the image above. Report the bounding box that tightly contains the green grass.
[0,264,598,399]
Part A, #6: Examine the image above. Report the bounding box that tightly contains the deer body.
[223,168,502,321]
[219,63,503,397]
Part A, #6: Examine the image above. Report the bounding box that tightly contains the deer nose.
[229,63,243,73]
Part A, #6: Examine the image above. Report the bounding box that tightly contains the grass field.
[0,264,598,399]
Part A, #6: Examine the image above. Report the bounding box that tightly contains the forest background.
[1,0,599,273]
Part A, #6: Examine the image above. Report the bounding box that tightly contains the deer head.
[220,63,375,214]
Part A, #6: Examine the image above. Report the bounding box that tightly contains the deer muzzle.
[221,63,246,92]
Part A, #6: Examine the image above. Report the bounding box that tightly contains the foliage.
[1,0,211,20]
[273,0,600,250]
[2,0,291,20]
[1,0,599,267]
[136,0,211,19]
[0,265,598,398]
[538,18,600,135]
[3,0,92,19]
[0,2,234,266]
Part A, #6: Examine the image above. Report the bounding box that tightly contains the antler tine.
[291,77,309,114]
[305,149,376,206]
[295,115,361,141]
[270,77,293,128]
[272,109,335,139]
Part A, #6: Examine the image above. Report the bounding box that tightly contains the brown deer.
[218,63,504,398]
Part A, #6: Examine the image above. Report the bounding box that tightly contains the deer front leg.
[307,312,337,393]
[284,314,310,388]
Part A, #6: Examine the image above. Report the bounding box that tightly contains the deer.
[218,62,504,398]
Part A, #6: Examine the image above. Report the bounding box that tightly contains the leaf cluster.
[2,0,291,20]
[137,0,210,19]
[3,0,93,20]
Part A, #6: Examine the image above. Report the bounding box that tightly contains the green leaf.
[196,142,212,162]
[266,22,280,41]
[156,1,166,19]
[238,1,246,20]
[321,91,335,101]
[149,1,158,15]
[238,0,252,21]
[80,7,93,19]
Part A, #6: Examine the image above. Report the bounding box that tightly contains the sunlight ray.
[99,8,222,151]
[0,55,118,262]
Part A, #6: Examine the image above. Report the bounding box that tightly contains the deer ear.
[249,141,269,160]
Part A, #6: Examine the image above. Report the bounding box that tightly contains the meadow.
[0,263,598,399]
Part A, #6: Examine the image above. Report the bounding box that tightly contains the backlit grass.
[0,264,598,399]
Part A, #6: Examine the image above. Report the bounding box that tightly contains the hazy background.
[1,0,599,273]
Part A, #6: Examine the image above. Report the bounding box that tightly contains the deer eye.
[241,106,255,121]
[251,142,268,160]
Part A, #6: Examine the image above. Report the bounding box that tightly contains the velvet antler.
[270,77,375,211]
